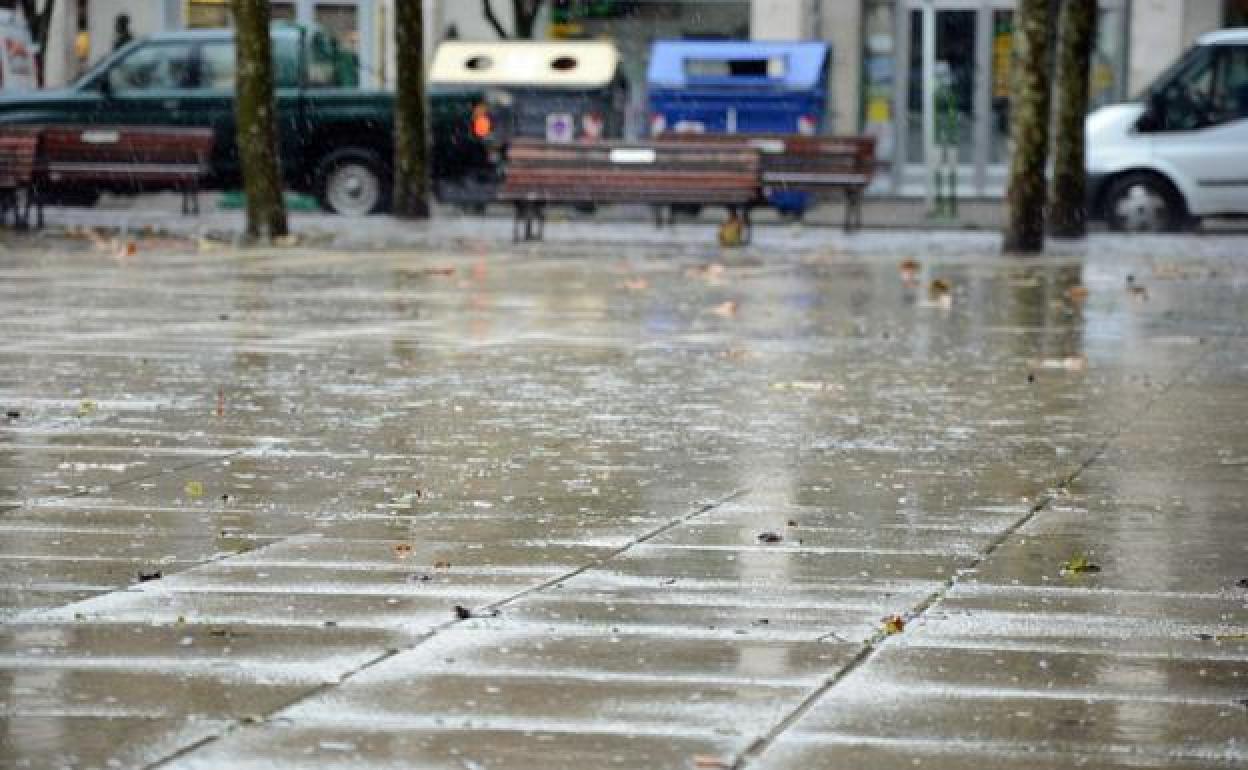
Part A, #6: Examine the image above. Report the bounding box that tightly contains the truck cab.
[1088,28,1248,231]
[0,23,504,216]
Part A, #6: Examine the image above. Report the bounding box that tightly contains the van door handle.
[163,99,180,110]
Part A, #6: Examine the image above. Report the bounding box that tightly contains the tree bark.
[1002,0,1055,254]
[17,0,55,87]
[232,0,288,240]
[393,0,430,219]
[1048,0,1096,238]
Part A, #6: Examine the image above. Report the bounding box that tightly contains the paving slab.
[2,227,1248,769]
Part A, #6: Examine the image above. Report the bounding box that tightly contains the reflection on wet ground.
[1,228,1246,768]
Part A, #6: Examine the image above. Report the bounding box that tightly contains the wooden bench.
[657,134,877,231]
[500,138,761,241]
[31,125,215,227]
[0,129,39,229]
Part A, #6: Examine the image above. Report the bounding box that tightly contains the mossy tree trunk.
[1048,0,1096,238]
[1003,0,1055,254]
[393,0,430,219]
[233,0,288,240]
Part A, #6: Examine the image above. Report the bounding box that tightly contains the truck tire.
[1104,172,1187,233]
[315,148,390,216]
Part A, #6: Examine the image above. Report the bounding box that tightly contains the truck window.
[306,31,342,88]
[108,43,195,92]
[197,38,301,90]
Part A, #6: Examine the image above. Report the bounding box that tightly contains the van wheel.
[1104,172,1186,233]
[315,148,389,216]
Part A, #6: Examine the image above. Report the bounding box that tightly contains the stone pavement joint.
[732,341,1227,768]
[147,488,750,769]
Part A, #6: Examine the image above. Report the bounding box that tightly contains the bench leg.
[844,189,863,233]
[740,206,753,245]
[182,182,201,216]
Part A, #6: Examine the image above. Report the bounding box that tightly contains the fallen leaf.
[77,399,96,417]
[883,615,906,634]
[710,300,738,318]
[929,278,951,296]
[693,756,732,769]
[1065,285,1090,303]
[392,543,413,559]
[718,215,745,247]
[786,519,798,527]
[422,266,456,277]
[137,570,162,582]
[184,481,204,498]
[757,532,783,544]
[1060,555,1102,574]
[433,559,452,570]
[621,277,649,291]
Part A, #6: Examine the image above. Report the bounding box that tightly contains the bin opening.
[551,56,579,71]
[465,55,493,71]
[685,56,787,79]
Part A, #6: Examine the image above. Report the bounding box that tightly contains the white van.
[1087,28,1248,231]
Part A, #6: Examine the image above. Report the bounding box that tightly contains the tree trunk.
[393,0,430,219]
[1048,0,1096,238]
[1002,0,1055,254]
[232,0,288,240]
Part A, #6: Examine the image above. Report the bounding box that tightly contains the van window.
[108,43,196,92]
[1152,45,1248,131]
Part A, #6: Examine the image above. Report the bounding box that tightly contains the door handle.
[163,99,180,110]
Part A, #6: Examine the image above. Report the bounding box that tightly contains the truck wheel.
[315,148,389,216]
[1104,172,1186,233]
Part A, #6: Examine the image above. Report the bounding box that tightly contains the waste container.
[647,40,830,214]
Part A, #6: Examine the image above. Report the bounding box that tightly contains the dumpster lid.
[647,41,828,89]
[430,41,620,88]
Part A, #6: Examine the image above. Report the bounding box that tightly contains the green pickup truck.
[0,23,505,215]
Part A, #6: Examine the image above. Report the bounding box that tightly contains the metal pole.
[922,1,937,213]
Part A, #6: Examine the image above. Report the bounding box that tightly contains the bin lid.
[430,41,620,88]
[647,41,828,90]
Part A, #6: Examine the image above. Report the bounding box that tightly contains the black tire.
[314,148,390,216]
[1103,172,1187,233]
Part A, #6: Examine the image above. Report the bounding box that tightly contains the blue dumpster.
[646,41,830,214]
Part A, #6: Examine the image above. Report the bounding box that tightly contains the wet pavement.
[1,223,1247,769]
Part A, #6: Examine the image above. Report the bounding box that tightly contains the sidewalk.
[1,227,1246,769]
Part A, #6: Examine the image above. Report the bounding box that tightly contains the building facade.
[30,0,1248,197]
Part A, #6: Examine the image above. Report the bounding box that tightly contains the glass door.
[898,1,986,199]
